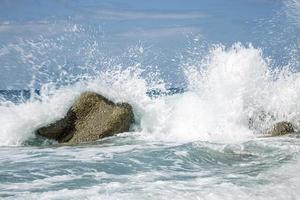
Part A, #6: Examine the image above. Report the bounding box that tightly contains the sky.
[0,0,299,89]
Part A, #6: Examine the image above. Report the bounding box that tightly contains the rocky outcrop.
[36,92,134,144]
[248,111,295,137]
[265,121,294,137]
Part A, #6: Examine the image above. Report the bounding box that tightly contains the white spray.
[0,43,300,146]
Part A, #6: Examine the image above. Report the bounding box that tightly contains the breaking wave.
[0,41,300,146]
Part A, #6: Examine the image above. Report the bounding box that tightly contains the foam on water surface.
[1,137,300,200]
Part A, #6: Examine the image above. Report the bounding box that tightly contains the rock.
[36,92,134,144]
[248,111,295,137]
[265,121,294,137]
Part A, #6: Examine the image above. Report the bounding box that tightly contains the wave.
[0,43,300,146]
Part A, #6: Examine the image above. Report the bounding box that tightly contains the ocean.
[1,0,300,199]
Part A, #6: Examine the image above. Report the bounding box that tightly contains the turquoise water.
[1,135,300,199]
[1,0,300,199]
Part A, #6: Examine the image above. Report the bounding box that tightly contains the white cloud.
[118,26,202,38]
[0,20,75,37]
[90,9,206,20]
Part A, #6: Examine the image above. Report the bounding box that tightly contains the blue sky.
[0,0,299,89]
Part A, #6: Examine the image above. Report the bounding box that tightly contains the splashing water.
[0,41,300,146]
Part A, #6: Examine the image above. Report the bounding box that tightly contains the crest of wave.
[148,43,300,142]
[1,42,300,146]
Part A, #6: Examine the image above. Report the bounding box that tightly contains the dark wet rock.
[265,121,294,137]
[36,92,134,144]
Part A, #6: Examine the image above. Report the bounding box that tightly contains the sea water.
[1,0,300,199]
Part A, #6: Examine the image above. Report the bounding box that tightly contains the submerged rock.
[36,92,134,144]
[265,121,294,137]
